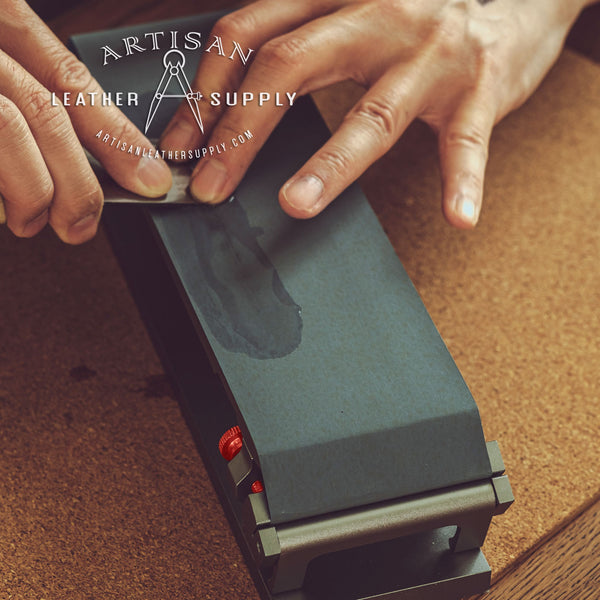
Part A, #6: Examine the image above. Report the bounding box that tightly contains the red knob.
[251,480,264,494]
[219,426,243,461]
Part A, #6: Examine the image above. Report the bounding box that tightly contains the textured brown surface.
[0,231,257,599]
[314,48,600,579]
[482,497,600,599]
[0,3,599,599]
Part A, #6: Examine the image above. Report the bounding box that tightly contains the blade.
[87,151,196,205]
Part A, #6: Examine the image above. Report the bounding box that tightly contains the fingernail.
[137,156,172,196]
[161,120,196,153]
[190,159,229,203]
[22,210,49,237]
[453,192,480,226]
[69,213,99,238]
[282,175,324,213]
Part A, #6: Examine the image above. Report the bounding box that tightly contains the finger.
[0,50,102,244]
[189,10,371,205]
[279,65,431,218]
[1,1,171,198]
[0,95,54,238]
[160,0,343,156]
[438,91,496,229]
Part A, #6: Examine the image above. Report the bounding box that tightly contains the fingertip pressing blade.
[88,151,197,206]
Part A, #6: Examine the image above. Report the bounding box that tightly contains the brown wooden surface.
[478,497,600,599]
[0,2,599,599]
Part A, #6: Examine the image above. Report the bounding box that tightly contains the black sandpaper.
[70,13,492,525]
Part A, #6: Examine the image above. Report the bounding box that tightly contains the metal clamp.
[221,430,514,600]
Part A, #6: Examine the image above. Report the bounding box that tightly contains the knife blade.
[89,152,196,205]
[0,145,198,225]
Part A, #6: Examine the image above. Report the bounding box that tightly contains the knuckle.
[176,102,206,129]
[73,182,103,218]
[65,188,104,227]
[435,25,463,62]
[48,53,94,94]
[104,117,139,151]
[0,96,22,136]
[318,146,354,179]
[40,182,55,207]
[434,11,472,65]
[216,120,244,143]
[377,0,418,23]
[350,97,400,140]
[445,126,488,157]
[453,170,484,191]
[0,52,20,81]
[25,85,69,133]
[0,0,29,28]
[435,10,505,85]
[434,7,486,68]
[369,0,437,45]
[51,179,102,241]
[28,174,55,209]
[32,177,55,209]
[258,36,310,71]
[20,181,55,224]
[478,50,503,87]
[212,10,257,41]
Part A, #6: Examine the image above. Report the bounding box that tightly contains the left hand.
[160,0,590,228]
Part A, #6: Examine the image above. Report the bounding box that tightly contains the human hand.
[161,0,591,228]
[0,0,172,244]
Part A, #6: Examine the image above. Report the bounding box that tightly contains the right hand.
[0,0,172,244]
[161,0,592,229]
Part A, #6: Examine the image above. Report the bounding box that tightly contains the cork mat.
[314,47,600,576]
[1,48,599,599]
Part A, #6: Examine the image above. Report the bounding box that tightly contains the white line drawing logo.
[145,49,203,134]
